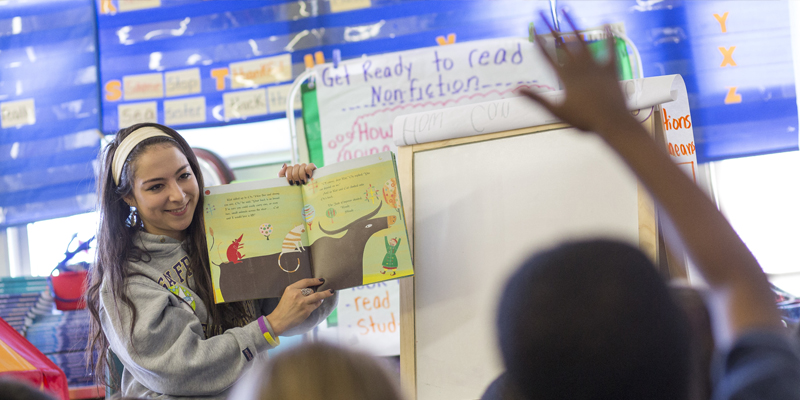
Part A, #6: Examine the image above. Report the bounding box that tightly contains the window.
[179,118,293,170]
[26,212,98,277]
[713,151,800,292]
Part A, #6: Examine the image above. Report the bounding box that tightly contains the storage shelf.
[69,385,104,400]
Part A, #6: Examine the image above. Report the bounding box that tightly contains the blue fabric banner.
[560,0,798,163]
[98,0,798,163]
[0,0,101,228]
[96,0,547,132]
[2,0,798,227]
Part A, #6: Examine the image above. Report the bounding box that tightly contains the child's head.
[389,238,398,246]
[248,342,403,400]
[0,378,57,400]
[497,240,691,400]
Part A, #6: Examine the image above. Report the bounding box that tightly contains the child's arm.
[522,19,781,340]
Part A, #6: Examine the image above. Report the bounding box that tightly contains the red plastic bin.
[50,270,88,311]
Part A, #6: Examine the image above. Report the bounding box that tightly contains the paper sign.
[393,75,684,147]
[658,75,698,182]
[330,0,372,13]
[267,84,301,113]
[229,55,292,89]
[1,98,35,128]
[165,68,201,97]
[223,89,268,120]
[118,101,157,129]
[118,0,161,12]
[314,37,559,164]
[336,280,400,357]
[123,73,163,100]
[164,96,205,126]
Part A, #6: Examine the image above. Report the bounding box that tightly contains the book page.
[301,152,413,291]
[203,178,312,302]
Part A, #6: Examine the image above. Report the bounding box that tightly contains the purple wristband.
[258,316,269,334]
[257,316,280,347]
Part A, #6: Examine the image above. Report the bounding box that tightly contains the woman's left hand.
[279,163,316,185]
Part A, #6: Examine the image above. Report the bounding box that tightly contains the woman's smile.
[165,203,189,216]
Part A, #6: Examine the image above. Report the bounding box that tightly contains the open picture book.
[203,152,413,303]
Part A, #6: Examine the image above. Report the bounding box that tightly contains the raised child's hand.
[521,11,633,136]
[279,163,316,185]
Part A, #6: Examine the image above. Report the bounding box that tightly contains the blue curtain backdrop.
[561,0,798,163]
[1,0,797,227]
[96,0,549,131]
[97,0,798,163]
[0,0,101,228]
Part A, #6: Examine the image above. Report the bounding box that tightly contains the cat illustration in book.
[278,225,305,273]
[226,234,245,264]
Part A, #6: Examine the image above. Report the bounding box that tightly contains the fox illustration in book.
[207,228,245,266]
[226,234,245,264]
[278,225,305,273]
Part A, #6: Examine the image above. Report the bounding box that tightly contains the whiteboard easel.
[396,115,665,399]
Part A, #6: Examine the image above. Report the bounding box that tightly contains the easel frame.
[396,110,678,399]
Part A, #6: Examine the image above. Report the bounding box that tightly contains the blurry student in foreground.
[229,342,403,400]
[497,12,800,400]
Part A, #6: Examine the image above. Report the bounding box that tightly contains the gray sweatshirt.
[100,231,336,399]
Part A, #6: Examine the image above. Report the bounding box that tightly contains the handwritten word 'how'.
[328,121,393,162]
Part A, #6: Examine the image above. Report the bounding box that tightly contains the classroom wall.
[3,0,798,230]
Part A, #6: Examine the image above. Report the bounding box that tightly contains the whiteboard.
[408,126,644,399]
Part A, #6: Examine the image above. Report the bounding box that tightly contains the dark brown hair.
[498,240,691,400]
[86,123,254,387]
[0,377,57,400]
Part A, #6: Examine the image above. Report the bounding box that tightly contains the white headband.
[112,126,172,185]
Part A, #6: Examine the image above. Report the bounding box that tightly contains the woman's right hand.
[265,278,334,336]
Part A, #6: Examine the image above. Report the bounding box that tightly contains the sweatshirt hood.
[126,231,192,286]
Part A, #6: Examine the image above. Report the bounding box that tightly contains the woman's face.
[124,143,199,241]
